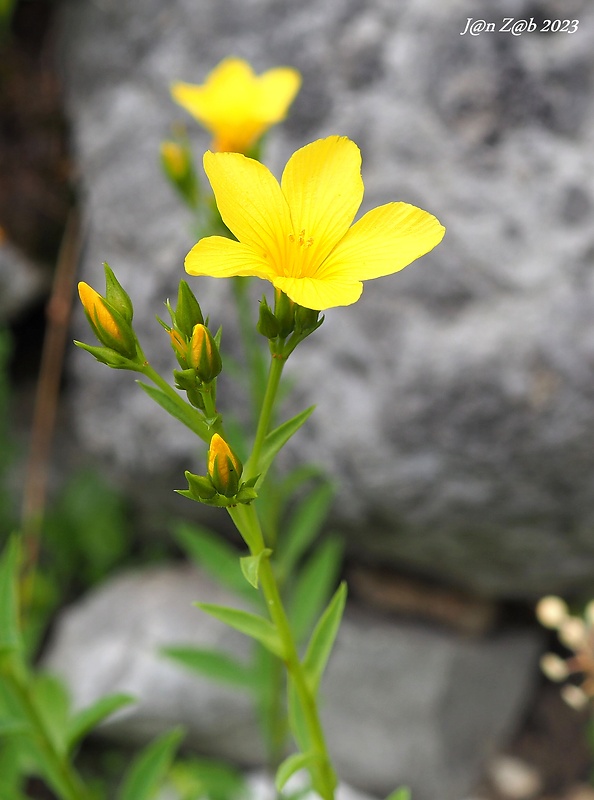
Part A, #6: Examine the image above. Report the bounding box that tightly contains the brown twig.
[20,207,82,581]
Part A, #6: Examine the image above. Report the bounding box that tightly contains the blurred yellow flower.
[185,136,446,311]
[171,57,301,154]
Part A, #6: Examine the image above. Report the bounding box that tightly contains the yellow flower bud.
[169,328,188,364]
[78,281,137,359]
[188,323,222,383]
[160,140,188,179]
[207,433,242,496]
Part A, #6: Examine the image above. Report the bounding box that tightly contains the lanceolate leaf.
[195,603,285,659]
[289,536,344,643]
[249,406,315,482]
[275,750,320,791]
[161,646,257,690]
[136,382,209,441]
[0,537,22,656]
[303,582,347,694]
[67,693,135,752]
[240,549,272,590]
[277,482,335,576]
[118,727,184,800]
[385,787,412,800]
[174,522,254,602]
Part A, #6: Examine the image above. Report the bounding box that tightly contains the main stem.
[232,350,337,800]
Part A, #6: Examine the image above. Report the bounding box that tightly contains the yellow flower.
[171,57,301,153]
[185,136,446,311]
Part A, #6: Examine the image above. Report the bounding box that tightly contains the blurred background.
[2,0,594,798]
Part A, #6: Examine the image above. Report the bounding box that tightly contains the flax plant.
[75,122,444,799]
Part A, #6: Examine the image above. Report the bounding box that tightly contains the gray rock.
[56,0,594,597]
[43,565,542,800]
[0,239,49,323]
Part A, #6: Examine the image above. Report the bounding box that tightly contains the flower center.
[284,229,315,278]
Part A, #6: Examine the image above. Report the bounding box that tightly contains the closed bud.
[257,297,280,339]
[169,329,188,367]
[160,140,198,208]
[294,305,321,335]
[78,282,138,360]
[188,323,222,383]
[274,290,295,338]
[175,280,204,339]
[207,434,242,497]
[103,262,133,323]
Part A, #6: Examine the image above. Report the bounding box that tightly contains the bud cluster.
[161,281,223,411]
[75,263,142,369]
[257,290,324,358]
[536,595,594,710]
[179,434,258,507]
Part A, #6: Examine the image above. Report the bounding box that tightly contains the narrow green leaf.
[195,603,285,659]
[303,582,347,694]
[275,750,320,791]
[0,717,29,737]
[161,646,257,690]
[287,676,309,754]
[118,727,184,800]
[173,522,255,602]
[136,382,209,441]
[240,548,272,590]
[253,406,315,483]
[67,693,135,752]
[386,787,412,800]
[0,537,22,656]
[29,673,71,756]
[289,536,344,643]
[277,482,335,576]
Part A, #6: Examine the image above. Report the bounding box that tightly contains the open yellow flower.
[171,57,301,154]
[185,136,446,311]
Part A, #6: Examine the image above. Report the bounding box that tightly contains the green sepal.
[73,341,140,371]
[183,471,217,501]
[136,382,209,441]
[275,751,321,792]
[103,262,134,323]
[66,692,135,753]
[173,368,199,392]
[117,727,184,800]
[194,603,285,659]
[175,280,204,339]
[303,582,347,695]
[257,297,281,339]
[240,549,272,590]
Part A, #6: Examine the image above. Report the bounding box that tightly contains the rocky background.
[58,0,594,600]
[3,0,594,798]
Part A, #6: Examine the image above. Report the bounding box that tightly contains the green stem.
[4,670,91,800]
[234,503,337,800]
[232,277,267,424]
[245,354,285,480]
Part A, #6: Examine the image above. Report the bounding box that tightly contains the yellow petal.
[273,275,363,311]
[256,67,301,122]
[317,202,445,282]
[203,151,291,270]
[185,235,276,281]
[280,136,364,276]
